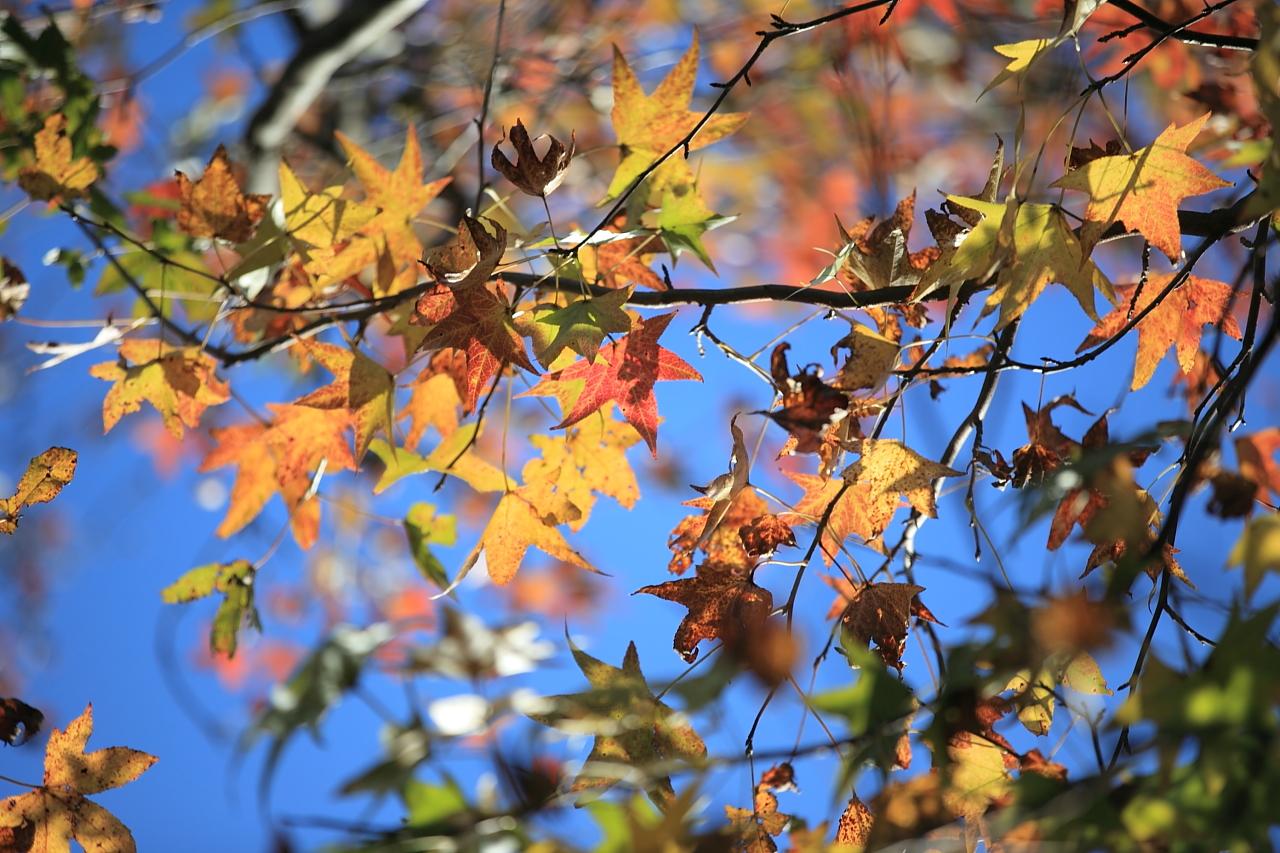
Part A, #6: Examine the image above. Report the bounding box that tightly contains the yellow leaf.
[984,39,1055,94]
[400,369,461,449]
[291,339,395,460]
[608,36,747,200]
[842,438,962,532]
[475,489,592,585]
[1052,114,1231,262]
[368,427,512,495]
[1228,512,1280,599]
[18,114,98,202]
[0,704,155,853]
[278,160,376,249]
[89,339,230,438]
[0,447,77,535]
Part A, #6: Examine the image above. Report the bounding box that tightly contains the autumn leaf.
[1077,274,1241,390]
[89,339,230,438]
[520,404,642,531]
[201,403,357,549]
[400,365,461,449]
[826,191,939,292]
[725,774,794,852]
[764,343,851,455]
[291,339,395,460]
[175,144,269,242]
[636,560,773,663]
[278,160,376,250]
[831,322,899,393]
[1,447,76,535]
[944,195,1115,328]
[1052,114,1231,261]
[0,704,156,853]
[491,119,575,197]
[523,312,701,455]
[738,514,795,558]
[421,216,506,290]
[842,438,962,535]
[318,126,452,292]
[579,228,668,291]
[1236,428,1280,503]
[403,502,458,589]
[607,36,748,200]
[783,471,884,559]
[835,582,940,671]
[521,288,633,368]
[527,640,706,809]
[412,282,535,412]
[161,559,259,656]
[668,486,770,575]
[0,698,42,746]
[1004,652,1110,735]
[1227,512,1280,599]
[984,39,1055,93]
[18,113,99,202]
[368,427,511,495]
[460,488,592,586]
[941,731,1012,821]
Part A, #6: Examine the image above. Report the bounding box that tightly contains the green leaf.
[652,183,733,271]
[404,502,458,589]
[523,288,633,368]
[161,559,257,656]
[369,427,512,494]
[403,777,468,829]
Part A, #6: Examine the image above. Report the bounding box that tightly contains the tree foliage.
[0,0,1278,850]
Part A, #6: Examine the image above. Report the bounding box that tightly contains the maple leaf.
[782,471,883,560]
[1052,114,1231,261]
[984,39,1055,93]
[399,367,461,449]
[201,403,357,549]
[827,191,939,292]
[174,145,269,242]
[636,560,773,663]
[579,228,668,291]
[1237,428,1280,502]
[463,489,592,586]
[1,447,76,535]
[842,438,962,535]
[835,791,874,850]
[523,312,701,455]
[725,778,794,852]
[527,640,706,809]
[764,343,850,455]
[421,216,507,290]
[89,339,230,439]
[1227,513,1280,599]
[521,288,633,368]
[1077,274,1241,390]
[0,704,156,853]
[491,119,575,197]
[368,427,511,495]
[831,322,899,393]
[835,582,940,671]
[18,113,98,202]
[738,514,796,558]
[319,126,452,292]
[607,36,748,200]
[161,559,259,656]
[941,732,1012,821]
[291,339,395,460]
[944,196,1115,328]
[278,160,376,250]
[520,404,642,531]
[1004,652,1110,735]
[412,282,535,412]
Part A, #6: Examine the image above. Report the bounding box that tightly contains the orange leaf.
[291,339,395,460]
[175,145,269,242]
[89,339,230,438]
[18,114,98,202]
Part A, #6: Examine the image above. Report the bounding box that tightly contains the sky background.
[0,2,1277,851]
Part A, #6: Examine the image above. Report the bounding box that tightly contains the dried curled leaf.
[421,216,507,290]
[0,698,43,746]
[1,447,77,535]
[491,118,575,196]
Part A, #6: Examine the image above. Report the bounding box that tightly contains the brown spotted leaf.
[0,447,76,536]
[18,114,98,202]
[175,144,269,242]
[89,339,230,439]
[636,561,773,663]
[838,582,939,671]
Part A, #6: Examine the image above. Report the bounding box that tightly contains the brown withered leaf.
[840,582,940,671]
[0,258,29,321]
[1010,395,1091,488]
[0,698,42,746]
[725,766,797,852]
[1083,538,1193,588]
[1068,138,1124,169]
[830,322,899,393]
[739,514,796,558]
[422,216,507,290]
[668,487,768,574]
[832,191,939,293]
[1237,428,1280,502]
[636,561,773,663]
[1208,469,1259,518]
[491,119,575,196]
[175,144,269,242]
[866,773,955,848]
[764,343,850,454]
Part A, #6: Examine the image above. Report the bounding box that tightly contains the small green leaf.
[404,502,458,589]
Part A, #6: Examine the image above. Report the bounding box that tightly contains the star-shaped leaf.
[291,339,395,460]
[399,366,461,449]
[0,447,76,535]
[1077,273,1242,390]
[527,640,706,808]
[523,312,701,455]
[469,489,591,585]
[636,561,773,663]
[413,282,535,412]
[175,145,269,243]
[1052,114,1231,261]
[278,160,376,250]
[841,439,962,531]
[319,126,451,292]
[0,704,156,853]
[521,288,633,368]
[200,403,357,549]
[783,471,885,560]
[368,426,511,494]
[491,118,575,197]
[89,339,230,439]
[608,36,748,200]
[945,195,1115,328]
[18,113,98,202]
